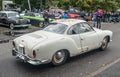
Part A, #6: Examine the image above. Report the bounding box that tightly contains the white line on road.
[85,57,120,77]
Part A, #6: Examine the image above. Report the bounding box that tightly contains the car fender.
[94,28,112,45]
[33,37,80,61]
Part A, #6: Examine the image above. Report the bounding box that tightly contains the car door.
[67,24,82,53]
[78,22,100,52]
[0,13,8,24]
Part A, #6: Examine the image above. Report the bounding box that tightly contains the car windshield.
[43,23,68,34]
[7,4,17,9]
[8,13,19,18]
[25,12,35,16]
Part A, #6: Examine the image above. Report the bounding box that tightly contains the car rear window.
[43,23,68,34]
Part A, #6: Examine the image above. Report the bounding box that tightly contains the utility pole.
[28,0,31,11]
[40,0,42,10]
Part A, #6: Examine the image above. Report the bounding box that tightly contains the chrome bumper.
[12,48,50,65]
[14,24,31,27]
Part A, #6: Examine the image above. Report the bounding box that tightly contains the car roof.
[52,19,86,26]
[0,11,18,14]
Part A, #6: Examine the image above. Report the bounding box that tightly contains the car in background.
[49,8,64,19]
[21,12,54,27]
[20,12,43,26]
[0,11,31,29]
[69,13,80,18]
[12,19,112,66]
[68,8,81,18]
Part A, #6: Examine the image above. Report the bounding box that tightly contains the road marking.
[85,57,120,77]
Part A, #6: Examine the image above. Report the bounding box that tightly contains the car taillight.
[12,41,16,48]
[33,50,36,58]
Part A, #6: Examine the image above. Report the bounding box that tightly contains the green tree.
[0,0,119,12]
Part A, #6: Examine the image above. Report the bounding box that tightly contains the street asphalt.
[94,59,120,77]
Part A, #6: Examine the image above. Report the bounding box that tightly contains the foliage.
[14,0,41,11]
[53,0,120,12]
[0,0,119,12]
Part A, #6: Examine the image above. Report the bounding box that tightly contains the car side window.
[2,13,7,18]
[67,24,79,35]
[78,23,93,33]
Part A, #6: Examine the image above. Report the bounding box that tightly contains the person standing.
[104,12,109,22]
[92,11,97,27]
[41,10,50,28]
[96,11,101,29]
[96,9,103,29]
[63,11,69,19]
[43,10,49,24]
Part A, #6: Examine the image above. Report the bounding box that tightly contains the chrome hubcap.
[102,38,107,48]
[54,51,65,63]
[56,52,63,60]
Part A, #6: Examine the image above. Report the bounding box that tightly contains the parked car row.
[0,11,55,29]
[49,8,81,19]
[0,9,91,30]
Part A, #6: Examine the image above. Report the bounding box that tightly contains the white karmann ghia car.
[12,19,112,66]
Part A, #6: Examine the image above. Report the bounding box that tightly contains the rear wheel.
[39,22,44,28]
[52,50,68,66]
[100,37,108,51]
[39,22,42,28]
[9,23,14,30]
[10,31,15,36]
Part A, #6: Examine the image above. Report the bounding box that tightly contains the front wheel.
[100,37,108,51]
[52,50,68,66]
[39,22,44,28]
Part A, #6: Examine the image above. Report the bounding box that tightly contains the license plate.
[19,47,24,53]
[19,44,24,54]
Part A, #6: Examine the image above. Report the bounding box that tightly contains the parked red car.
[69,13,80,18]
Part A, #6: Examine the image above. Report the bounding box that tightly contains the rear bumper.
[12,48,50,65]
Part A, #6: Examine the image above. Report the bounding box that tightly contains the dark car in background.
[0,11,31,29]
